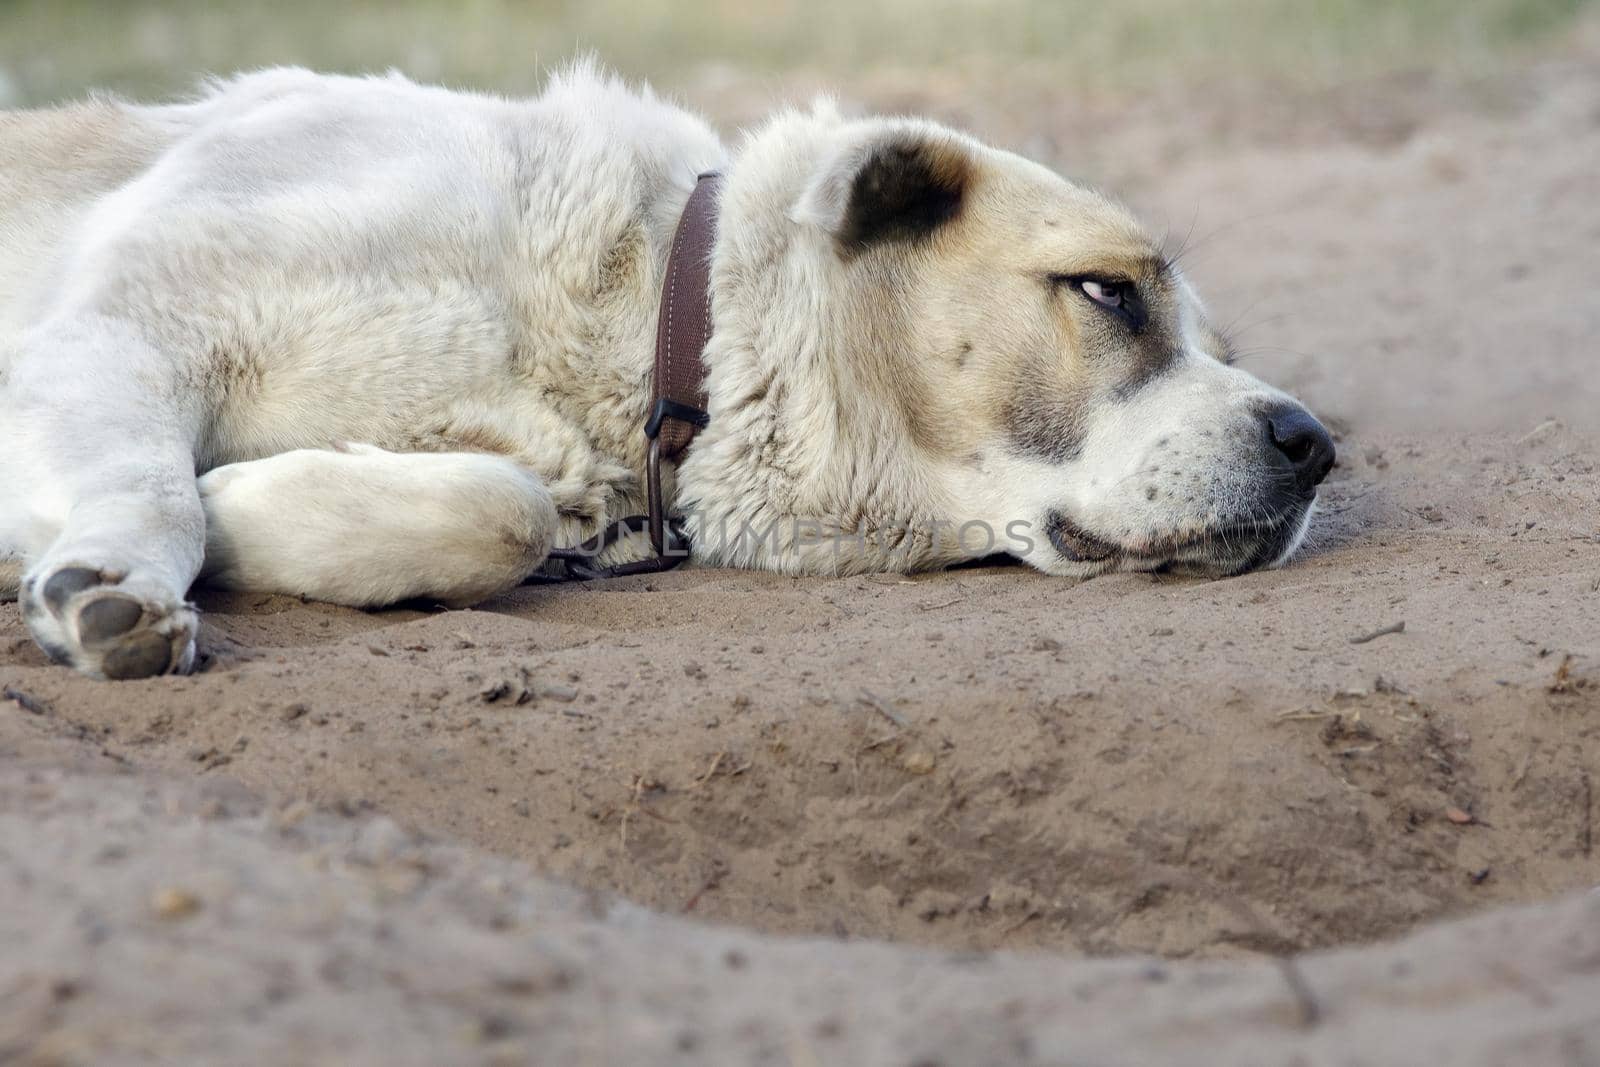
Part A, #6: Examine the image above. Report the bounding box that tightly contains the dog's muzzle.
[1043,401,1333,577]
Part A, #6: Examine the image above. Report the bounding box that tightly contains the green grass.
[0,0,1591,107]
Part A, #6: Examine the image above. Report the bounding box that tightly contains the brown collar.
[541,171,722,582]
[646,171,721,465]
[643,170,722,560]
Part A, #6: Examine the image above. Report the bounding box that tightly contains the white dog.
[0,65,1334,679]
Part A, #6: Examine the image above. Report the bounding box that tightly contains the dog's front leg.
[197,445,557,608]
[5,316,205,679]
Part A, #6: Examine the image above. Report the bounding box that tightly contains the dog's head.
[696,107,1333,577]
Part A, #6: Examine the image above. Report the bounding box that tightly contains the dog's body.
[0,66,1333,678]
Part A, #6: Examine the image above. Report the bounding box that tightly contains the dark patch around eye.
[1113,344,1181,399]
[1049,274,1149,334]
[1092,280,1149,334]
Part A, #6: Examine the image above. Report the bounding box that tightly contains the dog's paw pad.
[41,566,105,612]
[76,594,146,645]
[22,564,196,680]
[101,629,180,680]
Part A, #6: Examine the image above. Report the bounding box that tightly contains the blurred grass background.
[0,0,1593,108]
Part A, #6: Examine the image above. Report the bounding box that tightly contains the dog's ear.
[795,124,972,253]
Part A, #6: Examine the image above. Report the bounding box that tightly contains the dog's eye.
[1080,279,1127,310]
[1054,274,1147,332]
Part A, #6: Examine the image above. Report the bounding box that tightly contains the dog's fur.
[0,65,1327,678]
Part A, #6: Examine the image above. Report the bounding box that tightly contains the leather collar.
[646,171,721,465]
[643,171,722,559]
[539,171,721,582]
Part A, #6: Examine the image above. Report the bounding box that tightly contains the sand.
[2,48,1598,1065]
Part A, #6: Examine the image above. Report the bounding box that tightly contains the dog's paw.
[19,564,197,680]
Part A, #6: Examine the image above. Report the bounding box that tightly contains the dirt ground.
[3,42,1600,1066]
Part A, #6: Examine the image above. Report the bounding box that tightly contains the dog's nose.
[1263,404,1335,492]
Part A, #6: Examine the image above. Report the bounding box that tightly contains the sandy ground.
[3,47,1600,1065]
[2,747,1597,1066]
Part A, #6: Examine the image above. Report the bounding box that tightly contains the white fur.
[0,66,1325,677]
[198,445,556,608]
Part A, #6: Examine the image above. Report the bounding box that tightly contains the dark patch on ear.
[838,139,967,252]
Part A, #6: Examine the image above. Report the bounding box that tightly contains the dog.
[0,64,1334,679]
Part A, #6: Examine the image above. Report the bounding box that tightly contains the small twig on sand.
[1348,620,1405,645]
[1510,741,1538,791]
[916,597,965,612]
[682,870,724,913]
[692,751,726,788]
[1549,654,1577,694]
[859,689,908,729]
[1149,865,1322,1029]
[1001,910,1041,936]
[1274,958,1322,1028]
[1518,418,1562,445]
[1274,709,1333,723]
[619,775,646,852]
[1212,892,1322,1028]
